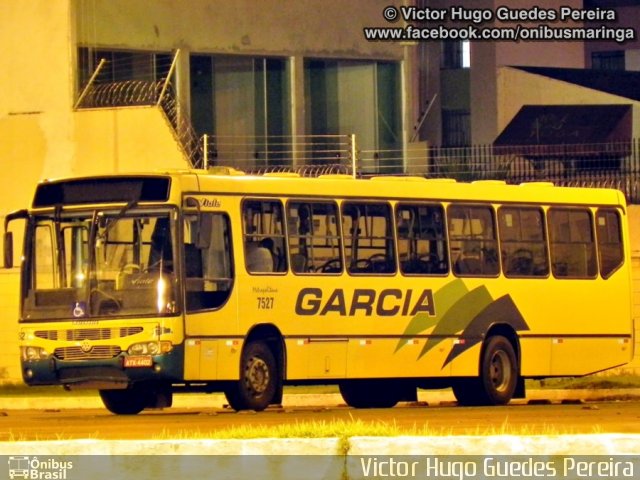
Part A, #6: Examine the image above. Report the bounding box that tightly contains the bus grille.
[35,327,144,341]
[54,345,122,360]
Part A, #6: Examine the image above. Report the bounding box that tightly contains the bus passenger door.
[182,211,238,380]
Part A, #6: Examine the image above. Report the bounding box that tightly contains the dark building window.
[441,41,470,69]
[442,109,470,147]
[591,50,625,71]
[78,48,171,90]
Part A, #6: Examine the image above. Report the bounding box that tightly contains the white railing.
[203,134,356,176]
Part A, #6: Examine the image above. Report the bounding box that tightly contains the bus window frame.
[547,207,598,280]
[341,200,397,276]
[497,205,550,279]
[395,201,450,277]
[241,197,288,275]
[447,202,501,278]
[285,198,343,275]
[595,207,625,280]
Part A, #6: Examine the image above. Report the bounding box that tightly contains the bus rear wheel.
[452,335,518,406]
[225,341,278,411]
[339,380,401,408]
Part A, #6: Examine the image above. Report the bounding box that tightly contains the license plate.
[124,355,153,368]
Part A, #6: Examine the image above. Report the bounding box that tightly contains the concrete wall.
[72,107,188,174]
[469,0,584,144]
[73,0,402,59]
[496,66,640,138]
[584,5,640,67]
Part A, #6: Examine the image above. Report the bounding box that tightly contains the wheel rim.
[489,350,511,393]
[244,356,270,396]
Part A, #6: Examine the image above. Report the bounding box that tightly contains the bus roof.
[192,170,626,208]
[31,168,626,209]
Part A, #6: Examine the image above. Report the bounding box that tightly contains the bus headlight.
[127,341,173,355]
[21,346,49,361]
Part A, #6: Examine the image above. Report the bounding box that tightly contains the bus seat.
[290,253,307,273]
[184,244,203,278]
[246,242,274,272]
[455,256,483,275]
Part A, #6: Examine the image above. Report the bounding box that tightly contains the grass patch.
[150,416,594,441]
[152,417,408,440]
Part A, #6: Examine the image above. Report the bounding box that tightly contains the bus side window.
[396,203,448,275]
[448,204,499,277]
[596,208,624,279]
[242,199,287,274]
[287,201,342,274]
[342,202,396,275]
[498,207,549,278]
[548,208,597,279]
[184,213,233,312]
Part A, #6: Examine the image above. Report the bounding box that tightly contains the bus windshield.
[22,208,177,321]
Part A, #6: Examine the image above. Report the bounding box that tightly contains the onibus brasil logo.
[8,456,73,479]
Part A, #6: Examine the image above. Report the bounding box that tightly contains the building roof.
[512,66,640,102]
[494,104,631,147]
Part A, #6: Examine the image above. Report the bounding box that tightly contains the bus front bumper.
[21,346,184,389]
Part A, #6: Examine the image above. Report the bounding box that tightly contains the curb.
[2,434,639,455]
[0,435,638,480]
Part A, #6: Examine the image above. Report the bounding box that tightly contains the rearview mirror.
[3,209,29,269]
[3,231,13,269]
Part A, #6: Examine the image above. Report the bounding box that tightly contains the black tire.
[100,387,147,415]
[452,335,518,406]
[339,380,401,409]
[225,341,278,411]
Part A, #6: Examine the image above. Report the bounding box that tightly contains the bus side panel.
[183,338,222,380]
[307,341,348,378]
[345,338,453,379]
[448,341,483,377]
[519,338,552,377]
[284,338,309,380]
[550,337,632,376]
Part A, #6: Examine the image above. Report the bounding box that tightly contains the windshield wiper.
[99,198,139,240]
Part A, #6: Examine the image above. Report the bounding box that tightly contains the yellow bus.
[3,169,634,414]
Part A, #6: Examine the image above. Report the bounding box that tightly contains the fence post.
[157,49,180,106]
[202,134,208,169]
[74,58,107,109]
[350,133,357,178]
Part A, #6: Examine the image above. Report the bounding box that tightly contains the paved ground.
[1,390,639,479]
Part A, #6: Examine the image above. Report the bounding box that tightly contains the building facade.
[1,0,640,382]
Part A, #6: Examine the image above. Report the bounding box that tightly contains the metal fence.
[424,141,640,202]
[75,50,204,168]
[73,52,640,202]
[202,134,356,174]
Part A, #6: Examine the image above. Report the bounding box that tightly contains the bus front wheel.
[452,335,518,406]
[100,387,147,415]
[225,340,277,411]
[99,383,171,414]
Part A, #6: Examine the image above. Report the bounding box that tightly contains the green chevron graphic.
[395,278,468,352]
[397,279,529,365]
[418,285,493,359]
